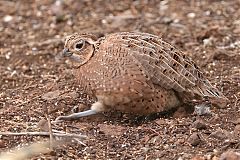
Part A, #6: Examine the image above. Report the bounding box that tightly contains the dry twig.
[43,104,54,150]
[0,131,87,139]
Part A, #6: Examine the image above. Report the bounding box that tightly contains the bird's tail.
[192,80,229,107]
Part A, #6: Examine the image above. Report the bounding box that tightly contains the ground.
[0,0,240,159]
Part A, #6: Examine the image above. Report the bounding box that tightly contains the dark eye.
[74,40,85,51]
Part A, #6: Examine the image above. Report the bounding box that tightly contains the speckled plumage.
[56,32,227,121]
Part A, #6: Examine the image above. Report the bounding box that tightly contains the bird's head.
[62,33,97,67]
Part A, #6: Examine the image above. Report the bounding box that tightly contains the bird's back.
[99,32,227,104]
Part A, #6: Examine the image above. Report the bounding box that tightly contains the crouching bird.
[55,32,228,122]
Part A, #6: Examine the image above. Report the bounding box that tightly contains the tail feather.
[192,80,228,107]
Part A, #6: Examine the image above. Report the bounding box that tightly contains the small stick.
[43,104,54,150]
[0,132,87,139]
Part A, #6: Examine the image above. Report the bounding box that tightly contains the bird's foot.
[53,109,97,123]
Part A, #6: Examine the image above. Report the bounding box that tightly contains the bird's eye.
[74,40,85,51]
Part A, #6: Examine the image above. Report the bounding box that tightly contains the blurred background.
[0,0,240,159]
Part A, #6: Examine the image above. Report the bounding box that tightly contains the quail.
[55,32,228,121]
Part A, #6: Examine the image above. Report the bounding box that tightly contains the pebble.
[203,37,214,47]
[188,133,201,146]
[194,103,211,116]
[209,128,229,140]
[0,140,6,148]
[192,119,207,130]
[37,118,49,132]
[233,125,240,137]
[3,15,13,22]
[187,12,196,18]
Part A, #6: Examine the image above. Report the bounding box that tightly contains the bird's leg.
[55,109,97,122]
[54,101,104,122]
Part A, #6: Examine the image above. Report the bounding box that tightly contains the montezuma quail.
[56,32,227,121]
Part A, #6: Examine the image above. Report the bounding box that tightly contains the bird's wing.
[105,32,227,101]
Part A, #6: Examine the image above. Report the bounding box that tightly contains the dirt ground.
[0,0,240,159]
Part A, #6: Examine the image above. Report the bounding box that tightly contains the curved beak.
[62,48,73,57]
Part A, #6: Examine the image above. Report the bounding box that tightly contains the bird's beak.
[62,48,73,57]
[60,48,82,64]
